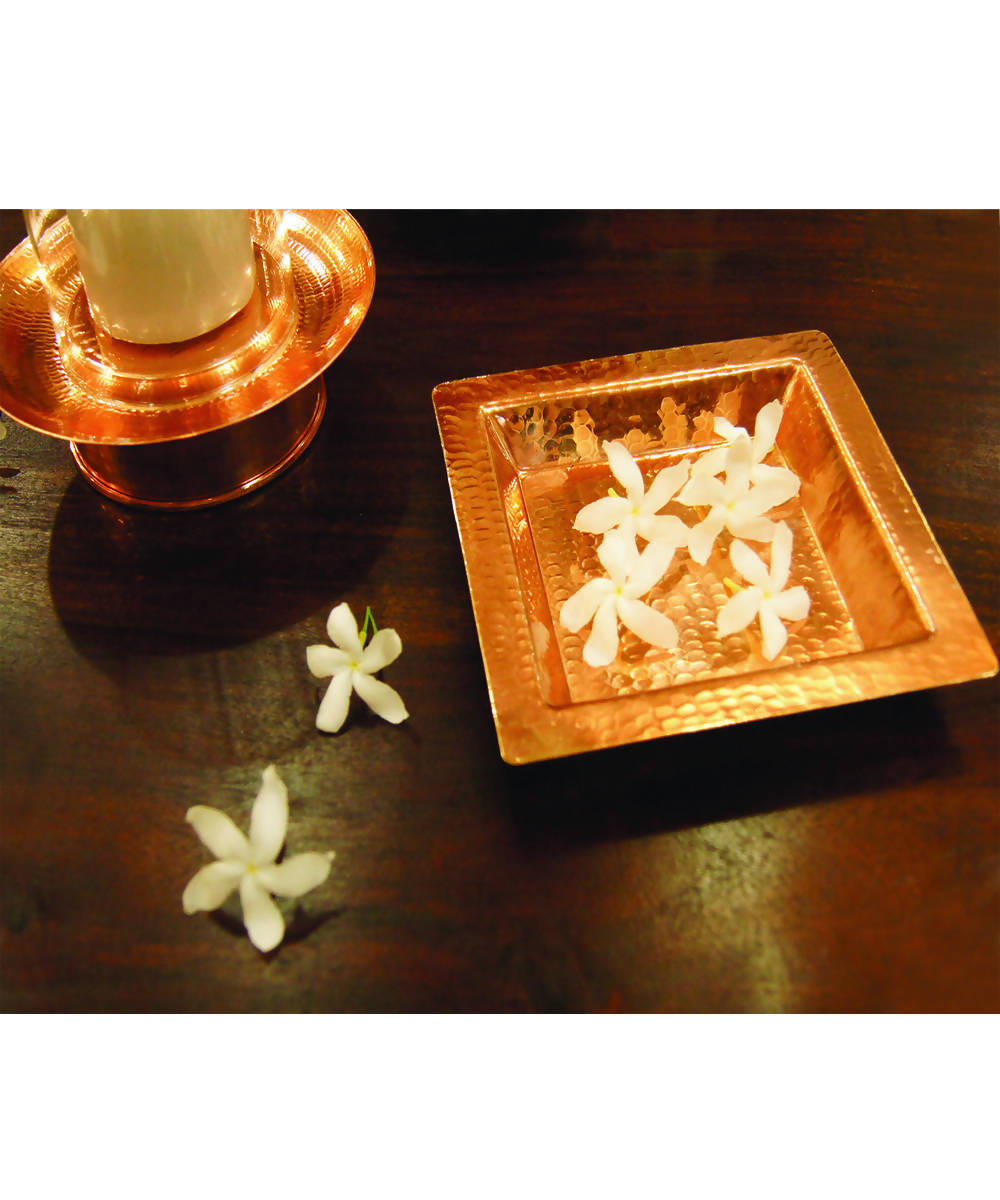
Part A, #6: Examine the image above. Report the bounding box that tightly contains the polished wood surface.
[1,210,997,1012]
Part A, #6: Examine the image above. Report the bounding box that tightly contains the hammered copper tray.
[433,331,997,764]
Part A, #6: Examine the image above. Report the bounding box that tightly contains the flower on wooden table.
[560,529,678,667]
[307,602,408,734]
[573,440,691,548]
[182,765,334,953]
[717,521,811,661]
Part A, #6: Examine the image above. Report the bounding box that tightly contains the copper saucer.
[0,210,374,507]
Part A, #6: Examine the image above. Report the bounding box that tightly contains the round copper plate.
[0,210,374,445]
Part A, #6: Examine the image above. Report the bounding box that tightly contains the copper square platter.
[432,331,997,764]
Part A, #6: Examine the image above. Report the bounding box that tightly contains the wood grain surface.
[1,209,996,1012]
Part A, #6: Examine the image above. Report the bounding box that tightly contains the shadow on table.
[501,689,961,850]
[209,902,343,956]
[46,362,408,665]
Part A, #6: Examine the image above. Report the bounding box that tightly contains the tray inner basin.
[483,363,932,708]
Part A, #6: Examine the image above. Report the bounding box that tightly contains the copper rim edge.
[433,330,997,764]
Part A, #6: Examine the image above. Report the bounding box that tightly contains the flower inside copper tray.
[434,332,995,763]
[484,362,930,708]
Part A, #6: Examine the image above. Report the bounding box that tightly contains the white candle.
[67,209,256,345]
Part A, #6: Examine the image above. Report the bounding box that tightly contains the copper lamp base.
[0,210,375,510]
[69,375,326,509]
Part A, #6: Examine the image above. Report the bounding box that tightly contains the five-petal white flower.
[717,521,811,661]
[307,603,408,734]
[182,765,334,953]
[689,399,800,500]
[560,529,679,667]
[677,433,797,565]
[573,440,691,548]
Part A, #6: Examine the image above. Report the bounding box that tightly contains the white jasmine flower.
[182,765,334,953]
[717,521,811,661]
[573,440,691,548]
[677,434,795,564]
[307,602,408,733]
[560,529,679,667]
[689,398,801,500]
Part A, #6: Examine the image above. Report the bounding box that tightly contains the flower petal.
[771,585,811,622]
[573,495,632,535]
[759,603,789,661]
[643,459,690,513]
[727,514,777,543]
[316,669,354,733]
[751,464,801,507]
[718,587,763,638]
[624,539,675,600]
[723,433,754,492]
[729,538,771,589]
[741,472,800,516]
[359,627,403,674]
[239,874,285,952]
[753,399,784,460]
[182,861,243,914]
[687,511,726,565]
[306,644,351,678]
[352,672,409,724]
[713,415,740,439]
[326,602,363,657]
[186,805,250,862]
[768,521,794,591]
[560,577,614,632]
[603,440,644,503]
[689,445,729,479]
[677,471,723,507]
[583,596,620,667]
[636,513,690,548]
[256,851,334,899]
[249,764,288,865]
[617,597,678,649]
[597,529,638,586]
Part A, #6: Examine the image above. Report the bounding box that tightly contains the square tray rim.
[433,329,998,764]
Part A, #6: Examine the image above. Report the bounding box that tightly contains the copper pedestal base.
[69,376,325,509]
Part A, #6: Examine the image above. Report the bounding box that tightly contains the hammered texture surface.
[0,210,374,444]
[433,331,997,763]
[520,452,862,707]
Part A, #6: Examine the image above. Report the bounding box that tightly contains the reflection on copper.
[70,376,325,509]
[486,420,570,707]
[34,217,291,400]
[0,210,374,444]
[0,211,375,508]
[433,332,997,764]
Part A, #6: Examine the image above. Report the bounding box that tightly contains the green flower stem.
[359,606,379,647]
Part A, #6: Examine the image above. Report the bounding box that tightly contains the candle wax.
[67,209,256,345]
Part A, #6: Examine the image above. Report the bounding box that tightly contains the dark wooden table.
[1,210,996,1013]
